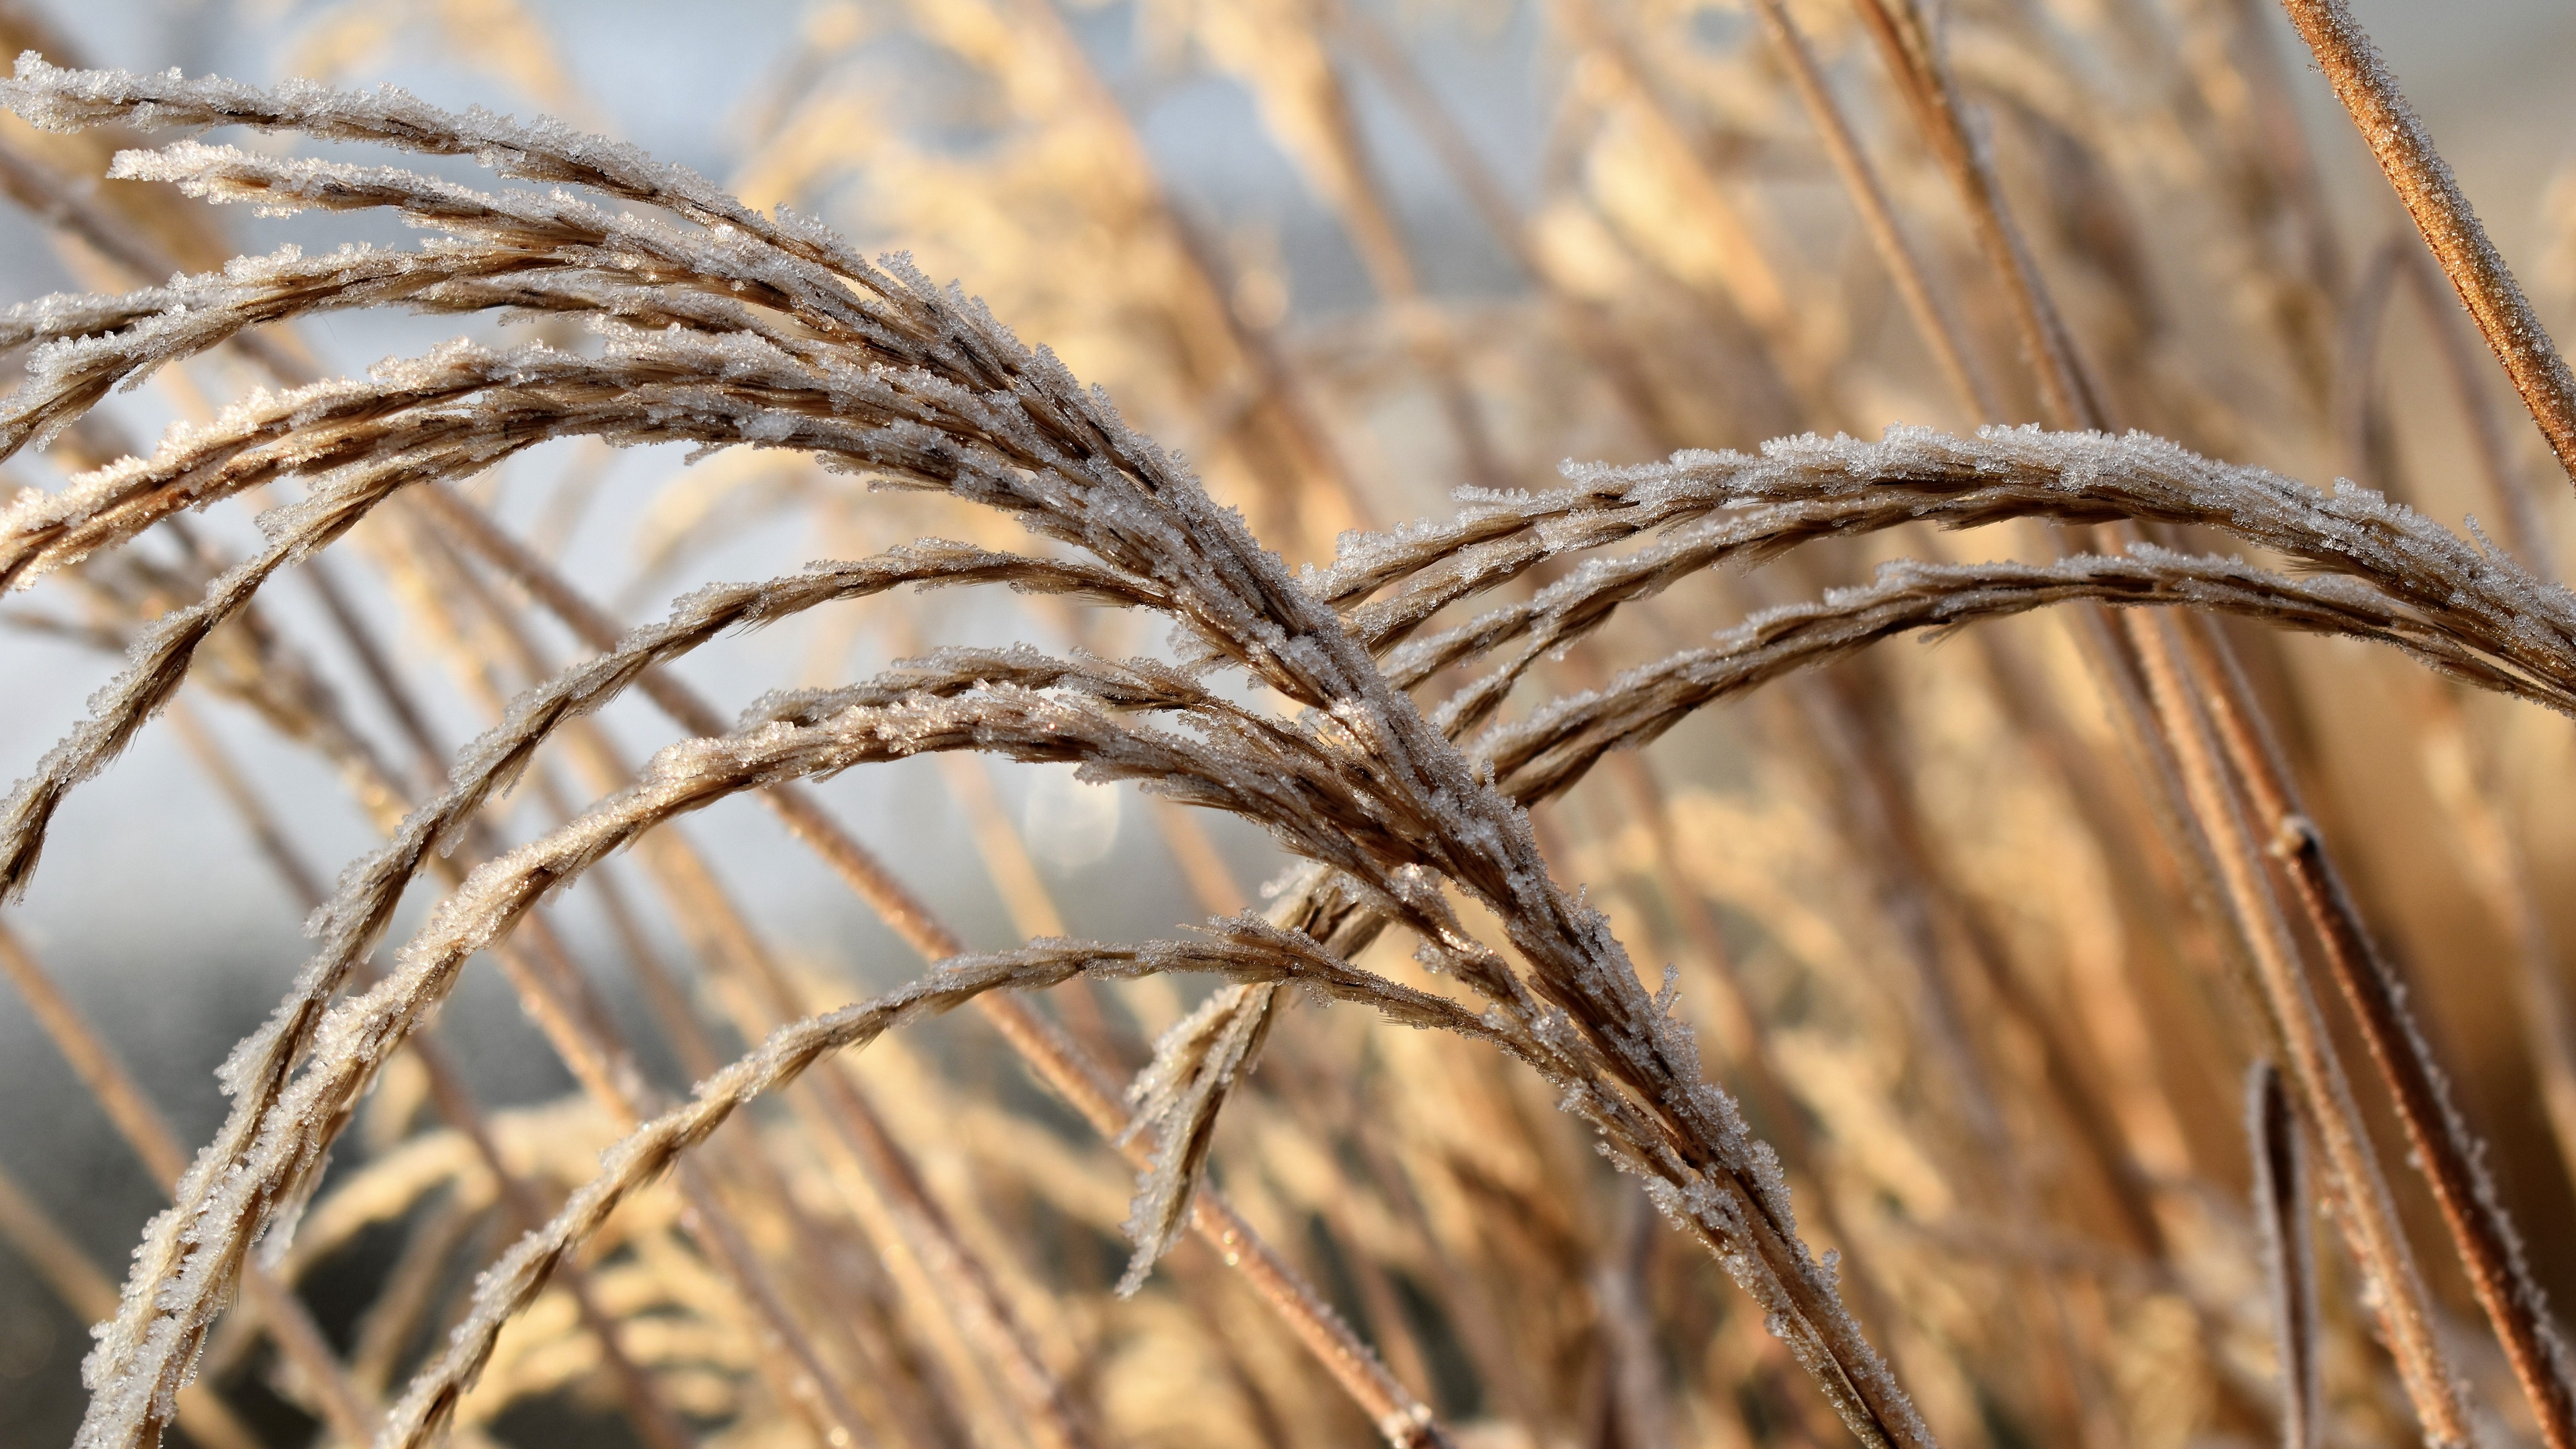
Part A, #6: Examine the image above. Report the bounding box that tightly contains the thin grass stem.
[2249,1062,2318,1449]
[2277,0,2576,484]
[2182,614,2576,1449]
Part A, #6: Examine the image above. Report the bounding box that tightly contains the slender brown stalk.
[2334,235,2411,496]
[42,522,831,1449]
[1147,794,1250,919]
[478,749,1000,1449]
[936,752,1069,940]
[470,894,881,1448]
[321,517,896,1449]
[2248,1062,2318,1449]
[1587,22,2180,1315]
[1212,0,1510,490]
[1830,28,2506,1442]
[2182,616,2576,1449]
[1772,662,2099,1449]
[409,539,988,1449]
[2125,610,2469,1448]
[419,510,1088,1430]
[2277,0,2576,484]
[308,555,890,1448]
[1589,1193,1676,1449]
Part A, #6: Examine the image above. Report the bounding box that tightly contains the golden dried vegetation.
[3,3,2576,1449]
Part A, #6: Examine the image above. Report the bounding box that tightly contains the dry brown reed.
[3,5,2576,1449]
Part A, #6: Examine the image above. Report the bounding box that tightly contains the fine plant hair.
[4,7,2576,1449]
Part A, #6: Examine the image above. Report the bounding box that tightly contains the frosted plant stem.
[2123,607,2470,1449]
[0,920,384,1448]
[316,535,881,1449]
[23,59,2511,1446]
[195,472,2555,1433]
[411,482,1456,1449]
[421,510,1090,1449]
[282,551,874,1448]
[2181,614,2576,1449]
[1833,31,2500,1434]
[2277,0,2576,486]
[168,702,704,1449]
[431,460,1941,1442]
[0,1159,266,1449]
[372,927,1484,1449]
[0,131,310,388]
